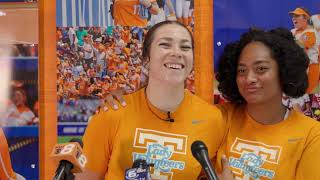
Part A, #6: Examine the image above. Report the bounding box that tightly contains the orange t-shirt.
[121,29,131,43]
[113,0,155,27]
[83,88,226,179]
[118,61,129,74]
[216,103,320,180]
[291,27,319,64]
[78,80,90,97]
[130,73,140,90]
[0,129,16,180]
[108,57,118,71]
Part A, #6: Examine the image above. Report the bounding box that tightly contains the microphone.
[51,138,87,180]
[125,159,151,180]
[166,112,174,122]
[191,140,218,180]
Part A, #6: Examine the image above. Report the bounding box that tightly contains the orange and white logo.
[229,137,282,180]
[132,128,188,180]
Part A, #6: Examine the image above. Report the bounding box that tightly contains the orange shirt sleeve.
[295,124,320,180]
[82,111,120,176]
[0,129,16,180]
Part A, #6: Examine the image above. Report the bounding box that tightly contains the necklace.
[144,89,175,123]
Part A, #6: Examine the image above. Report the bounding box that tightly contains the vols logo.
[132,128,187,180]
[229,138,282,180]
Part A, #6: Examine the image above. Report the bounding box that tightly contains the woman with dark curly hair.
[215,28,320,180]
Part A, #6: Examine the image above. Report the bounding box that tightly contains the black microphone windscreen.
[191,140,208,157]
[191,140,218,180]
[132,159,148,168]
[69,138,83,148]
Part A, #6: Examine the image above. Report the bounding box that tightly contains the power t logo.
[132,128,188,180]
[229,138,282,180]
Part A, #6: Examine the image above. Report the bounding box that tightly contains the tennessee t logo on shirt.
[228,137,282,180]
[132,128,188,179]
